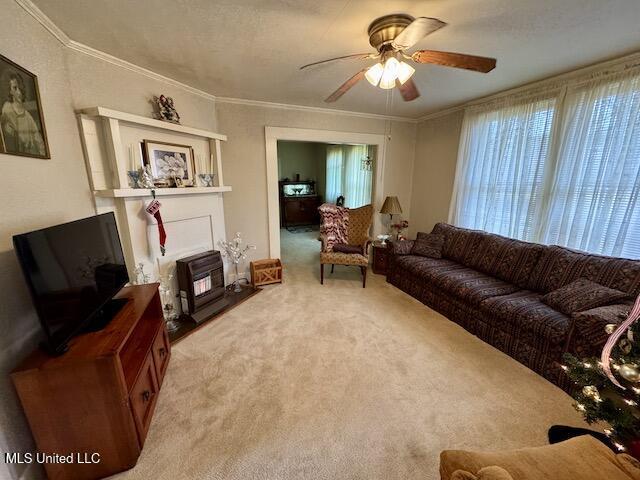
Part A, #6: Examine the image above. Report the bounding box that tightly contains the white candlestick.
[128,145,134,171]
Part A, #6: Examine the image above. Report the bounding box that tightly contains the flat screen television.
[13,212,129,355]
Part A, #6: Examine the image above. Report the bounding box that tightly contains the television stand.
[82,297,129,333]
[11,284,170,480]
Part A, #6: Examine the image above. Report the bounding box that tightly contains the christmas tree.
[563,296,640,453]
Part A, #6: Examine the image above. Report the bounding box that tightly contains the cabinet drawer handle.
[142,390,151,402]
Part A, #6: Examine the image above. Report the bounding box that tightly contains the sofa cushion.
[480,290,571,346]
[432,223,485,266]
[527,245,640,296]
[472,234,546,289]
[426,266,519,306]
[411,232,445,258]
[542,278,630,315]
[394,255,458,279]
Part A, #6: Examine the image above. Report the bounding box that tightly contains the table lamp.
[380,196,402,232]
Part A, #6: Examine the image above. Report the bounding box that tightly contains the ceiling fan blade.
[391,17,447,51]
[397,78,420,102]
[412,50,496,73]
[300,53,377,70]
[325,69,367,103]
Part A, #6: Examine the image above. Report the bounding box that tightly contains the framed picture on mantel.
[142,140,195,182]
[0,54,50,159]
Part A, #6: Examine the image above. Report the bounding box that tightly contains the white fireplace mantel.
[76,107,232,285]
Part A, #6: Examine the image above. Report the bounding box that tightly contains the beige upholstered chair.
[318,204,373,288]
[440,436,640,480]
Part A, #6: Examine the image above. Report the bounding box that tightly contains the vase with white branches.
[218,232,256,292]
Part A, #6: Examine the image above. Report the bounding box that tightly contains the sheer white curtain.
[537,72,640,257]
[343,144,372,208]
[449,67,640,258]
[325,144,373,208]
[325,144,343,203]
[449,95,557,240]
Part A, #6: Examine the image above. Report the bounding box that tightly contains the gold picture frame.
[142,140,195,182]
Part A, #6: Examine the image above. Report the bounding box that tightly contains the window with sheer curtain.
[450,68,640,259]
[325,144,373,208]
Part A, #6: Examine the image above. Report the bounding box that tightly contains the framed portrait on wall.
[142,140,195,182]
[0,54,50,159]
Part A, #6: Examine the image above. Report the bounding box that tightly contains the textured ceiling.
[32,0,640,118]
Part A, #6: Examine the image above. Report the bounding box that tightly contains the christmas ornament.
[582,385,602,402]
[619,364,640,383]
[602,295,640,389]
[620,337,633,354]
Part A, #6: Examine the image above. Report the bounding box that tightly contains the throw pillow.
[332,243,362,254]
[410,232,444,258]
[542,278,629,315]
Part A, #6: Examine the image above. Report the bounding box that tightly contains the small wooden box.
[250,259,283,287]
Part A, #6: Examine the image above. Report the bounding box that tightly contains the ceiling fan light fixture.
[365,62,384,86]
[379,57,400,89]
[397,61,415,85]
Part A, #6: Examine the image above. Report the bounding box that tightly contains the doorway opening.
[277,140,377,265]
[265,127,387,261]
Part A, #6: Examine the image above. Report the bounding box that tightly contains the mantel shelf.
[94,186,232,198]
[79,106,227,141]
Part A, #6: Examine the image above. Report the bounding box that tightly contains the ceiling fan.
[300,14,497,103]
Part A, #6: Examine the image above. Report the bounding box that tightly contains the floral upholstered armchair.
[318,203,373,288]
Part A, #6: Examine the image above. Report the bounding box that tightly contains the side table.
[372,241,389,275]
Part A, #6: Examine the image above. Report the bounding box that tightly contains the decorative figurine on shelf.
[391,220,409,240]
[152,94,180,124]
[218,232,256,293]
[138,165,155,188]
[127,170,141,188]
[198,173,215,187]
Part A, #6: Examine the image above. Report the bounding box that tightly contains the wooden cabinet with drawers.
[11,284,170,480]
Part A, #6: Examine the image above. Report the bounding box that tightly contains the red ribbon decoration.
[145,199,166,256]
[601,295,640,389]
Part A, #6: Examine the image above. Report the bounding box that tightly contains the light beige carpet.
[113,229,586,480]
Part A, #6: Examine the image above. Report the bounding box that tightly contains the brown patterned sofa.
[387,222,640,389]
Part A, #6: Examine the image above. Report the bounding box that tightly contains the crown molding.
[65,40,218,101]
[15,0,70,45]
[215,96,418,123]
[417,50,640,123]
[14,0,419,124]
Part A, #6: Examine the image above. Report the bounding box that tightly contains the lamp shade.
[380,196,402,215]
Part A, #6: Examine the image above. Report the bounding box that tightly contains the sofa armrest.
[388,240,414,256]
[568,303,633,357]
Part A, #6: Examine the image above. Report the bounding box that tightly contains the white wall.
[409,111,464,236]
[0,3,90,479]
[0,2,221,478]
[216,102,417,262]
